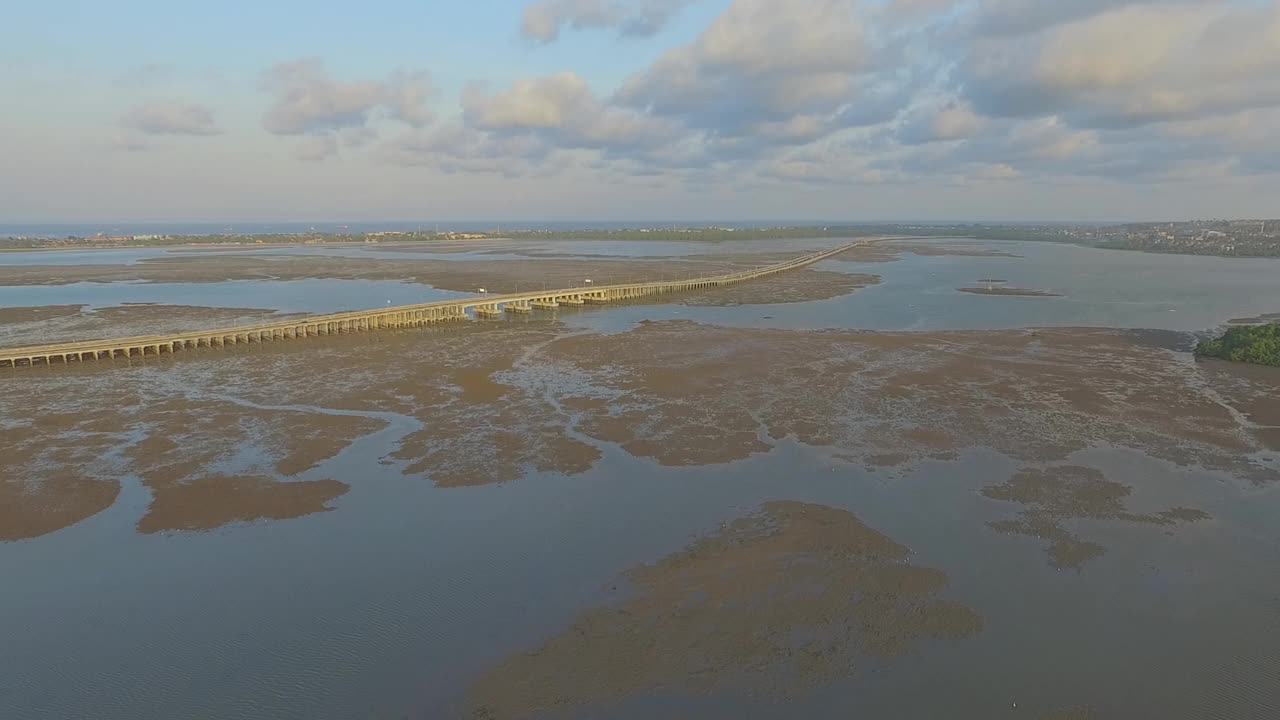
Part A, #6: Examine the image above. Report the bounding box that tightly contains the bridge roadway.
[0,240,866,368]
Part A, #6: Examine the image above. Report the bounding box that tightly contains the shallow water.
[0,279,473,315]
[0,236,835,267]
[567,240,1280,335]
[1,238,1279,719]
[3,431,1276,719]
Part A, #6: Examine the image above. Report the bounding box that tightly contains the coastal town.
[1103,219,1280,257]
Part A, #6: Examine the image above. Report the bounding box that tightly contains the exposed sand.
[363,240,557,255]
[124,396,382,533]
[0,367,381,541]
[136,475,348,534]
[958,287,1062,297]
[0,476,122,543]
[820,240,1020,265]
[1226,312,1280,325]
[890,241,1022,258]
[542,322,1271,479]
[1039,707,1098,720]
[682,269,879,306]
[823,244,907,264]
[983,466,1210,569]
[0,304,306,349]
[1196,358,1280,451]
[466,501,983,718]
[529,321,1273,565]
[0,305,86,325]
[128,323,604,490]
[0,380,138,541]
[382,329,603,488]
[0,254,760,292]
[5,308,1275,552]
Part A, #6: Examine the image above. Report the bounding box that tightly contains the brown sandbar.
[682,269,879,306]
[958,287,1061,297]
[466,501,983,718]
[982,466,1210,569]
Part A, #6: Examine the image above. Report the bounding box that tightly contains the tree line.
[1196,324,1280,367]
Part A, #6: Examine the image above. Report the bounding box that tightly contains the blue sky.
[3,0,1279,223]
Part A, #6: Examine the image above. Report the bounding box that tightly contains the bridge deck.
[0,240,865,368]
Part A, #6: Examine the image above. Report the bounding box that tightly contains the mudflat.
[4,316,1273,559]
[467,501,983,719]
[0,304,306,349]
[0,254,771,291]
[983,465,1210,569]
[4,239,1279,718]
[682,269,879,306]
[0,304,86,324]
[957,286,1062,297]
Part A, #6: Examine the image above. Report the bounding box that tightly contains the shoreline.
[0,240,398,254]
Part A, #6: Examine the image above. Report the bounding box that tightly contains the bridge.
[0,240,866,368]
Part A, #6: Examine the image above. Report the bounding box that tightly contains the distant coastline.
[3,219,1278,259]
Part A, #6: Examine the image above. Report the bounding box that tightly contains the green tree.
[1196,324,1280,367]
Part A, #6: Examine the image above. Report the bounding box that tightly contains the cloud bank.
[262,59,434,159]
[122,101,220,136]
[521,0,695,43]
[170,1,1280,197]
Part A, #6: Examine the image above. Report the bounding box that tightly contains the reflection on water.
[982,465,1211,569]
[0,236,840,267]
[467,501,984,719]
[566,240,1280,334]
[0,278,473,315]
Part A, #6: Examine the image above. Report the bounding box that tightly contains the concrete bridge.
[0,240,866,369]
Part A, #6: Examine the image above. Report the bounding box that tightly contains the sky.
[3,0,1279,223]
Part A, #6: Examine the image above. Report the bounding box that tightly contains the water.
[4,439,1276,718]
[0,279,473,315]
[0,244,530,266]
[1,238,1278,719]
[0,220,846,239]
[5,238,1277,327]
[0,237,839,266]
[569,240,1280,335]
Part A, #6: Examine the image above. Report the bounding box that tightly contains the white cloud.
[617,0,878,140]
[111,131,152,153]
[284,0,1280,198]
[386,70,436,128]
[521,0,694,43]
[898,99,987,143]
[121,101,220,136]
[463,72,675,150]
[262,59,434,135]
[963,2,1280,126]
[1008,117,1099,161]
[295,135,339,162]
[974,162,1020,180]
[379,124,559,176]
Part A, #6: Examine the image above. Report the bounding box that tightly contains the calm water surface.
[570,240,1280,335]
[0,279,473,315]
[0,236,837,266]
[1,239,1278,719]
